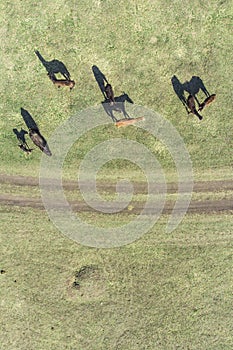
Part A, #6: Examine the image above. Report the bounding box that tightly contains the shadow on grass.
[20,108,51,156]
[92,65,134,122]
[183,76,210,106]
[13,128,33,154]
[92,65,109,99]
[171,75,189,112]
[102,93,134,122]
[20,108,39,130]
[13,128,28,144]
[35,50,71,80]
[171,75,213,114]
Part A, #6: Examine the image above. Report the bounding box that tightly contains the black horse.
[171,75,214,119]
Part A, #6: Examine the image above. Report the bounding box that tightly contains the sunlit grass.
[0,205,233,349]
[0,0,232,178]
[0,0,233,349]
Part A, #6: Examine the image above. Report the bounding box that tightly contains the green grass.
[0,0,233,349]
[0,205,233,349]
[0,0,232,176]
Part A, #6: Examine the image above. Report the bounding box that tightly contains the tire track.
[0,174,232,214]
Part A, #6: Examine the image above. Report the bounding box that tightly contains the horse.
[48,73,75,91]
[198,94,216,111]
[187,95,203,120]
[29,129,52,156]
[104,83,115,105]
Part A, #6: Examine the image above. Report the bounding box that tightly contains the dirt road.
[0,174,232,214]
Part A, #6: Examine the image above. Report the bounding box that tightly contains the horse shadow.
[92,65,134,122]
[171,75,211,112]
[92,65,109,99]
[183,76,210,106]
[35,50,71,80]
[20,108,39,130]
[102,93,134,122]
[171,75,189,112]
[20,108,51,156]
[13,128,33,153]
[13,128,28,144]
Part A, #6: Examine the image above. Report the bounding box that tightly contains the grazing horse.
[19,108,52,156]
[48,73,75,91]
[102,92,134,122]
[35,50,71,80]
[198,94,216,111]
[104,83,115,105]
[29,129,52,156]
[187,95,203,120]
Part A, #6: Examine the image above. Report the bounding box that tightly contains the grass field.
[0,0,232,175]
[0,0,233,349]
[1,206,233,349]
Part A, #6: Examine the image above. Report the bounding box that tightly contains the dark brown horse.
[29,129,52,156]
[104,83,115,105]
[187,95,203,120]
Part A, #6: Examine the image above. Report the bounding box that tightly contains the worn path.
[0,174,232,214]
